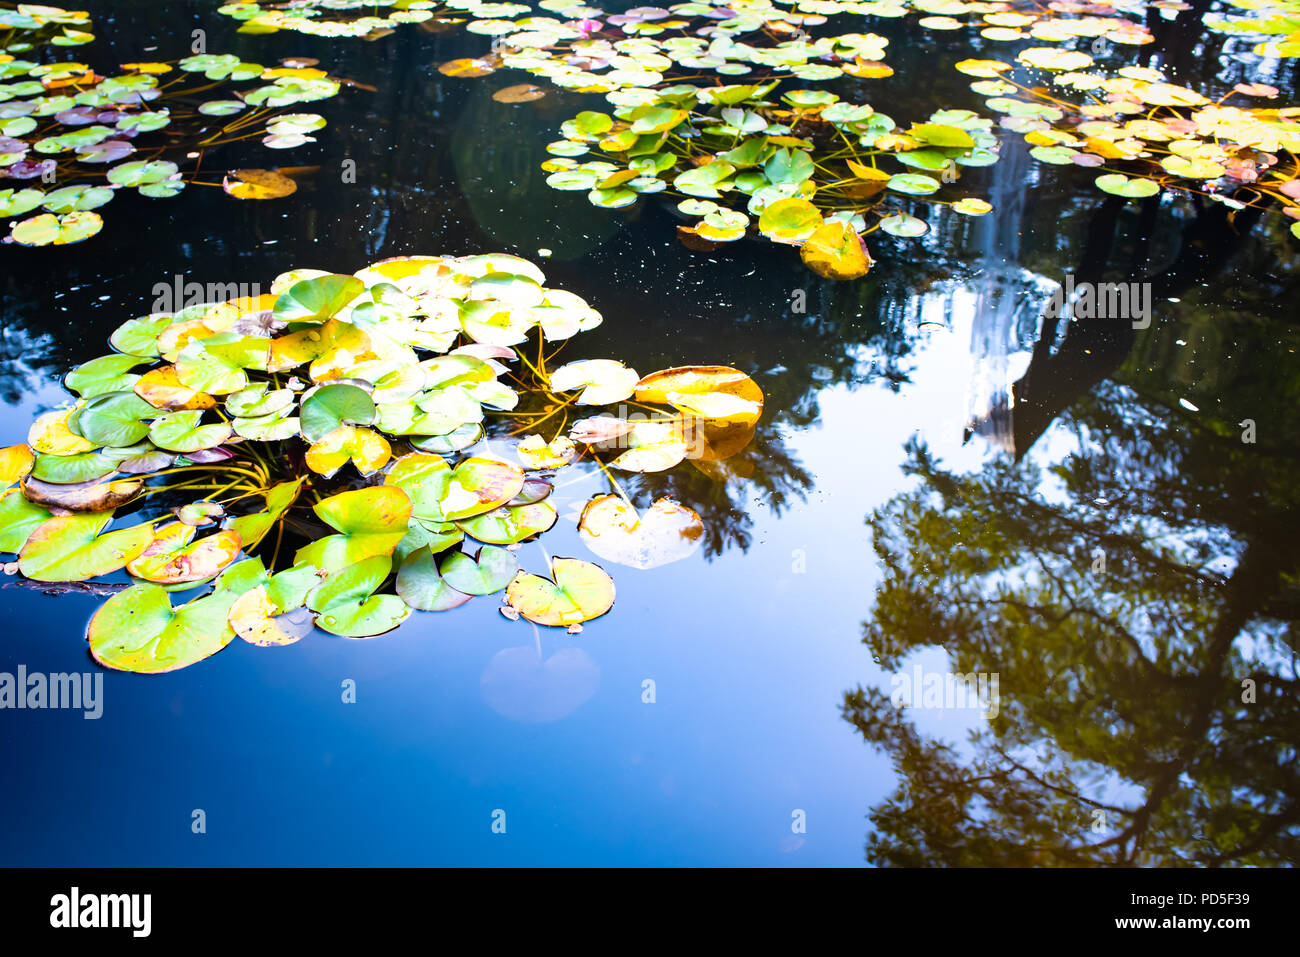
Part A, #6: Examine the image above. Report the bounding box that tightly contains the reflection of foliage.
[0,2,93,53]
[1,46,341,246]
[844,379,1300,865]
[0,254,764,672]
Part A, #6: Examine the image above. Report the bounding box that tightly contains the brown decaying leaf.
[21,476,142,512]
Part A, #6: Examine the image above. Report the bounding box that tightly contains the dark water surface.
[1,1,1297,865]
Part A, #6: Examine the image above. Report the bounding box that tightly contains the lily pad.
[505,557,615,627]
[307,554,409,638]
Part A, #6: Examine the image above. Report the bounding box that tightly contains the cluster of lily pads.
[1207,0,1300,58]
[0,253,762,672]
[539,82,997,277]
[430,2,1008,275]
[0,2,92,53]
[217,0,543,38]
[1,43,340,246]
[898,0,1153,45]
[955,52,1300,236]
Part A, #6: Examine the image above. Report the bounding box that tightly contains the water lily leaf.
[29,451,117,484]
[456,501,558,544]
[758,197,822,243]
[440,545,518,595]
[18,512,153,582]
[273,273,363,325]
[233,410,298,441]
[305,424,392,476]
[148,409,233,453]
[438,58,497,78]
[763,148,814,186]
[608,420,689,472]
[225,385,293,418]
[267,317,370,373]
[222,168,297,199]
[578,495,703,569]
[0,444,34,488]
[493,83,546,103]
[673,161,736,197]
[0,488,52,552]
[396,545,473,611]
[384,453,452,521]
[887,173,941,195]
[509,479,553,506]
[635,366,764,425]
[880,213,929,237]
[1095,173,1160,198]
[411,423,484,454]
[1018,48,1094,71]
[9,209,101,245]
[955,59,1013,78]
[175,334,269,394]
[127,523,242,584]
[505,556,615,627]
[105,159,177,187]
[910,123,975,149]
[110,313,174,358]
[87,583,237,673]
[21,475,142,513]
[394,516,463,563]
[800,220,873,280]
[294,485,412,571]
[548,359,639,405]
[517,434,576,469]
[300,382,375,441]
[29,410,94,455]
[228,563,320,646]
[440,457,526,521]
[227,477,303,548]
[952,197,993,215]
[177,501,224,527]
[73,391,159,446]
[307,554,409,638]
[459,299,534,346]
[41,184,112,213]
[1160,155,1224,179]
[0,188,45,218]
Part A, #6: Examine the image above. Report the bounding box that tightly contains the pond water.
[1,0,1296,866]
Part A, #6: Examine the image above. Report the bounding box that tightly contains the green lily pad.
[18,512,153,582]
[440,545,518,595]
[148,410,233,453]
[0,488,52,552]
[300,382,376,442]
[87,583,237,673]
[396,545,473,611]
[307,554,409,638]
[73,391,159,447]
[1095,173,1160,198]
[273,273,363,324]
[504,556,616,627]
[293,485,412,571]
[456,501,558,544]
[226,478,304,549]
